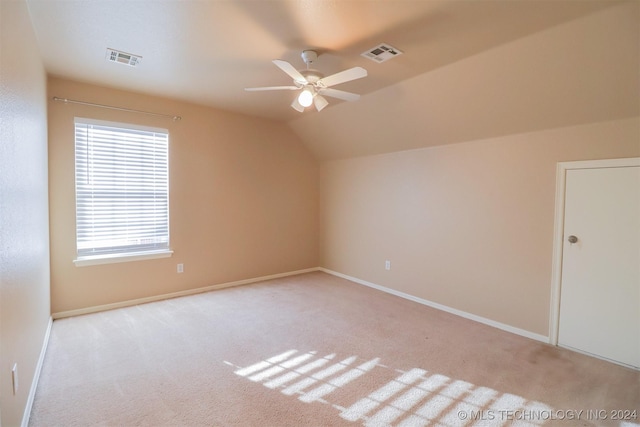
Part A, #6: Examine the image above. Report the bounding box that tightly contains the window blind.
[75,119,169,258]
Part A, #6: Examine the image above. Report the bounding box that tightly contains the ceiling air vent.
[361,44,403,63]
[106,48,142,67]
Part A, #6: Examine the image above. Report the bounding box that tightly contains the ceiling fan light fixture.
[314,95,329,112]
[291,97,305,112]
[298,87,314,107]
[247,50,368,113]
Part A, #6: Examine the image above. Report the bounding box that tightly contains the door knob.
[567,235,578,244]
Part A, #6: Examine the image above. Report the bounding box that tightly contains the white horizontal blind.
[75,119,169,258]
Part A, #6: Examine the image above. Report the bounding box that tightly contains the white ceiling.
[26,0,619,123]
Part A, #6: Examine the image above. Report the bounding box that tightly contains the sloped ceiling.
[289,1,640,159]
[25,0,638,159]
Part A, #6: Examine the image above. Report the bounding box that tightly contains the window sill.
[74,250,173,267]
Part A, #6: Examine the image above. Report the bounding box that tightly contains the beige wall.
[316,1,640,338]
[0,1,52,425]
[319,118,640,336]
[48,77,319,314]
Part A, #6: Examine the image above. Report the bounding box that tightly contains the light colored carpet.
[29,272,639,426]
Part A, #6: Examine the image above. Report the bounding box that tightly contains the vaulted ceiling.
[26,0,637,159]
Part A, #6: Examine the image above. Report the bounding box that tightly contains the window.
[74,118,171,265]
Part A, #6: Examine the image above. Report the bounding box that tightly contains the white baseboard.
[52,267,321,319]
[51,266,548,343]
[320,268,548,343]
[22,316,53,427]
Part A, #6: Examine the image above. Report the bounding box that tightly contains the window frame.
[73,117,172,266]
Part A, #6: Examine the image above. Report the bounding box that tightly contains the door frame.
[549,157,640,346]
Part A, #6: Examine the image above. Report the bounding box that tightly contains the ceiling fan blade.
[273,60,308,84]
[318,88,360,102]
[291,97,305,112]
[245,86,299,91]
[314,95,329,112]
[317,67,367,88]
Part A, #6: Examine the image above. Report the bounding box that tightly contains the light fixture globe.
[298,88,314,107]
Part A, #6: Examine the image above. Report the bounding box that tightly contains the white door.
[558,162,640,368]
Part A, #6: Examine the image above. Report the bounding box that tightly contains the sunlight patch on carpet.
[225,350,562,426]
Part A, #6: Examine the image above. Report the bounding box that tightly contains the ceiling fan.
[245,50,367,112]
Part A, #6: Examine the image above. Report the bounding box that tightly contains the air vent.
[361,44,403,63]
[106,48,142,67]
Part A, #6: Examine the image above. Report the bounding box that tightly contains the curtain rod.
[52,97,182,121]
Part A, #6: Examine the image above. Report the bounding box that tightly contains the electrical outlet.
[11,363,18,395]
[177,263,184,273]
[385,260,391,270]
